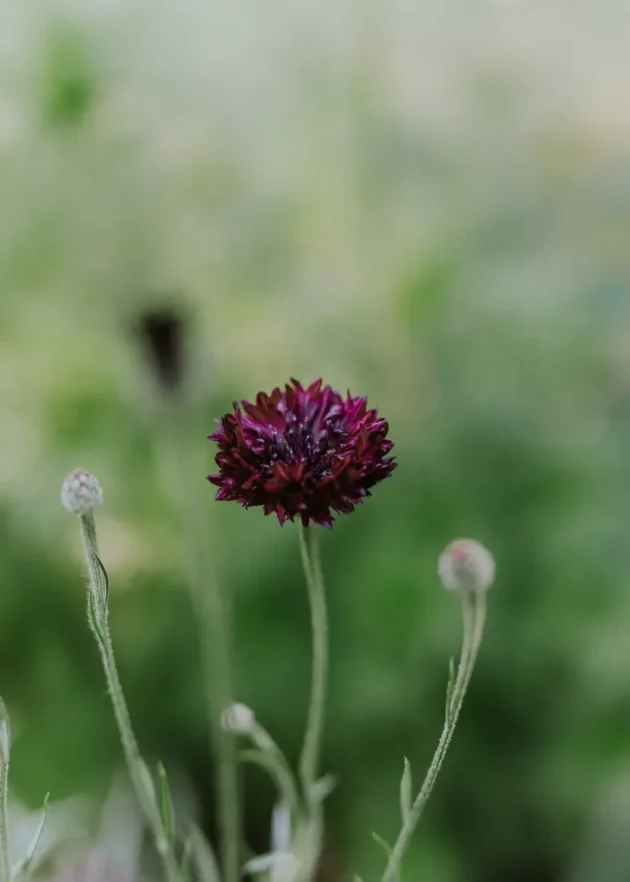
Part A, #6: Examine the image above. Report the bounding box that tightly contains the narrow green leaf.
[95,554,110,604]
[311,773,337,803]
[0,696,10,765]
[371,832,393,859]
[12,793,50,879]
[158,762,174,844]
[445,656,455,721]
[399,757,412,824]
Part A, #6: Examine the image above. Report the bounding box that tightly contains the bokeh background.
[2,1,630,880]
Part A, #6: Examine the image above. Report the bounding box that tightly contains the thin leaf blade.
[399,757,412,824]
[13,793,50,879]
[158,762,174,844]
[445,656,455,721]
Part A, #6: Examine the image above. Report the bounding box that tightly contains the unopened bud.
[438,539,495,593]
[61,469,103,516]
[220,702,255,735]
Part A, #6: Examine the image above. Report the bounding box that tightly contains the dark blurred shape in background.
[134,304,188,396]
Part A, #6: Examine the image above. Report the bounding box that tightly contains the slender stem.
[80,514,107,605]
[79,515,183,882]
[446,594,476,722]
[0,702,11,882]
[380,591,486,882]
[298,524,329,806]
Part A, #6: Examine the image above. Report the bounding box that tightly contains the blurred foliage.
[39,21,98,130]
[2,2,630,882]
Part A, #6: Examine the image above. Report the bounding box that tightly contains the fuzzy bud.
[438,539,495,593]
[61,469,104,516]
[220,702,255,735]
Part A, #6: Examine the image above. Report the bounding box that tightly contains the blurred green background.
[2,1,630,880]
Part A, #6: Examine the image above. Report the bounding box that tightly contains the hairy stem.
[381,590,486,882]
[80,515,183,882]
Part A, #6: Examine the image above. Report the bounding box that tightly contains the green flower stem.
[297,524,329,807]
[380,590,487,882]
[0,699,11,882]
[79,514,183,882]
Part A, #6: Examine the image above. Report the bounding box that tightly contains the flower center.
[265,419,339,473]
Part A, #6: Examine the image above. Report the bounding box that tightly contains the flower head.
[438,539,495,593]
[208,379,397,527]
[61,469,104,516]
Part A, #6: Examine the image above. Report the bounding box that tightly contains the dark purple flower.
[208,379,397,527]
